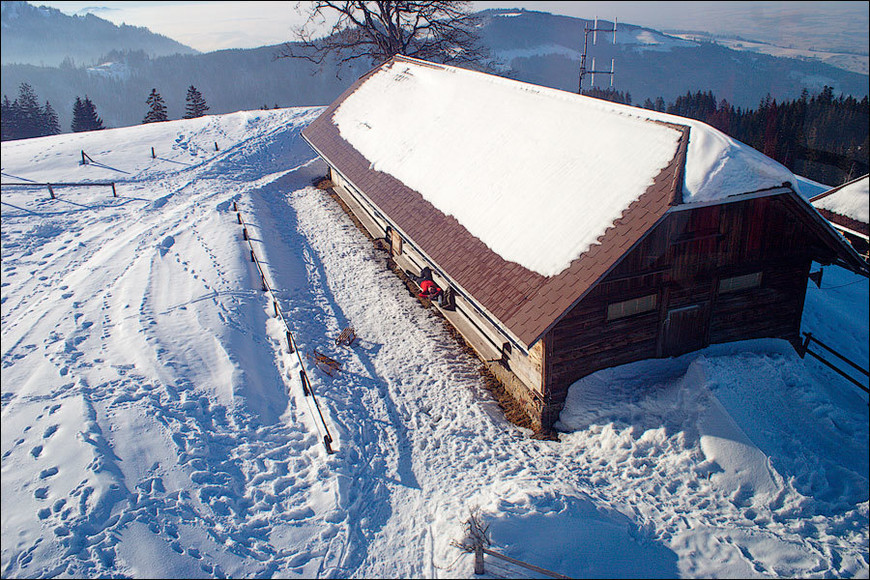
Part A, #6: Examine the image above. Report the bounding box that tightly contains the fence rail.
[798,332,869,395]
[1,181,117,199]
[234,202,336,454]
[480,547,570,579]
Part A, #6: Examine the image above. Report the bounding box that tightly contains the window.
[718,272,762,294]
[607,294,658,321]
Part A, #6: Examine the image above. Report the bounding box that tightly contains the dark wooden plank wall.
[544,194,827,403]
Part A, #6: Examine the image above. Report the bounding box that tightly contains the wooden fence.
[797,332,869,395]
[1,181,117,199]
[234,202,336,454]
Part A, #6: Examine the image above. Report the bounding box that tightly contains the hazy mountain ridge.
[1,0,197,67]
[480,10,867,104]
[1,6,867,133]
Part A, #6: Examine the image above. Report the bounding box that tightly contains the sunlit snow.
[812,175,870,224]
[333,58,798,277]
[1,108,867,579]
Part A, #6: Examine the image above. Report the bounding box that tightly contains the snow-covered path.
[2,109,868,579]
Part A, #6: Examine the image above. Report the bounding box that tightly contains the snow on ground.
[2,109,868,579]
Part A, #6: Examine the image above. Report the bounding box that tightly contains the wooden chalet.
[810,175,869,262]
[302,56,868,433]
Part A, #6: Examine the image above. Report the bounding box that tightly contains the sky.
[34,1,870,54]
[2,102,867,579]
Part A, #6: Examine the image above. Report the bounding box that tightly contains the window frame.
[718,271,762,294]
[606,293,658,321]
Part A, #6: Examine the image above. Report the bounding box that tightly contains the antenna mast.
[578,17,617,93]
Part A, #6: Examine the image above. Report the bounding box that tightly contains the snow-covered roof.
[810,175,869,226]
[329,56,796,277]
[302,55,822,347]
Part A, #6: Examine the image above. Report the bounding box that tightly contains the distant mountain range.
[1,1,197,67]
[2,4,867,133]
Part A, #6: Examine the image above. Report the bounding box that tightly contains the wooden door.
[661,303,709,357]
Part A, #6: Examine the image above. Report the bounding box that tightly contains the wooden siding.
[544,194,823,408]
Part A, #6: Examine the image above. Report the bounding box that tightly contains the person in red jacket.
[418,278,442,300]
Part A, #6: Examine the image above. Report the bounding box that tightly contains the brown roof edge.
[786,187,869,275]
[651,122,690,205]
[510,126,691,348]
[808,173,869,204]
[816,208,869,237]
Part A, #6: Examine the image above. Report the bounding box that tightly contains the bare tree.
[278,1,487,71]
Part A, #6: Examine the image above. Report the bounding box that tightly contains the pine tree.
[71,96,104,132]
[71,97,86,132]
[183,85,209,119]
[14,83,43,139]
[42,100,60,136]
[82,97,105,131]
[143,89,168,123]
[1,95,18,141]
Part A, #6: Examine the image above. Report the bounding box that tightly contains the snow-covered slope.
[2,110,868,579]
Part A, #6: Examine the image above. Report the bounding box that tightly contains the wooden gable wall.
[542,193,835,410]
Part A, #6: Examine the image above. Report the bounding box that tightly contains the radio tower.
[578,17,618,93]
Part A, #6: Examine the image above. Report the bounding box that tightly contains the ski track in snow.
[2,108,867,579]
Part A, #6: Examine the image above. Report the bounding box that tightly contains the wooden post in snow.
[474,546,485,575]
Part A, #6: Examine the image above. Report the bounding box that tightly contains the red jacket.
[419,279,441,298]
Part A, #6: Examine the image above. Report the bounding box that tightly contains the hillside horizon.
[2,5,867,135]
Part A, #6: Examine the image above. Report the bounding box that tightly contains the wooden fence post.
[111,183,117,197]
[81,150,87,165]
[474,546,485,575]
[48,184,55,199]
[287,330,294,353]
[300,370,310,396]
[151,146,155,159]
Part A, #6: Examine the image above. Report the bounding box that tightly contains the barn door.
[661,304,709,357]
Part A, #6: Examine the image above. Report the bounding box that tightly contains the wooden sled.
[335,327,356,347]
[308,348,341,376]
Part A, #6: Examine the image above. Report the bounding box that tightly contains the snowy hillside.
[2,109,868,579]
